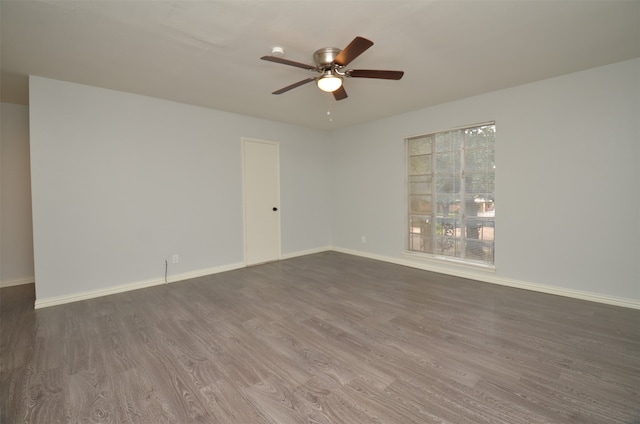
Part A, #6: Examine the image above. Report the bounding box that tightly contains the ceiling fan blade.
[261,56,316,70]
[333,86,348,101]
[334,36,374,66]
[272,77,316,95]
[348,69,404,80]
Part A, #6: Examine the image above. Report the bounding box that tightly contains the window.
[407,123,495,266]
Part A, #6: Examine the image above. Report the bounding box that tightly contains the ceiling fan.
[260,36,404,101]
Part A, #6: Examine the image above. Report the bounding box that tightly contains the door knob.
[273,207,278,211]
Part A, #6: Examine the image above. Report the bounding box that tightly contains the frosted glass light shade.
[317,75,343,92]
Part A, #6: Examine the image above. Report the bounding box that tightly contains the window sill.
[402,250,496,273]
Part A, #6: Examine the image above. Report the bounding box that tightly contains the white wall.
[330,58,640,305]
[29,77,330,304]
[0,103,34,286]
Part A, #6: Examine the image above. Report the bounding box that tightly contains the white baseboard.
[0,276,35,288]
[280,246,332,260]
[34,262,245,309]
[166,262,245,284]
[331,247,640,310]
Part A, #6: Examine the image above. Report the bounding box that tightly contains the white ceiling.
[2,0,639,130]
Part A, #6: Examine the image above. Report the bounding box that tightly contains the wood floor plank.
[65,367,116,424]
[241,373,332,424]
[20,366,67,424]
[120,321,214,423]
[1,252,639,423]
[199,379,270,424]
[110,366,179,424]
[291,375,379,424]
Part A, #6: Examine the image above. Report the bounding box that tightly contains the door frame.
[241,137,281,266]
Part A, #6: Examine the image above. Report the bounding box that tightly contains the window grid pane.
[407,124,495,266]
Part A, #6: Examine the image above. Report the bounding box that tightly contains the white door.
[243,138,281,265]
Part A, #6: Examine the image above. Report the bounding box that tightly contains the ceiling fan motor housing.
[313,47,341,68]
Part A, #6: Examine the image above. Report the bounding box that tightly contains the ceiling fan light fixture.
[261,36,403,100]
[317,72,343,92]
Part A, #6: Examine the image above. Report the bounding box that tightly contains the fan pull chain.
[327,94,334,122]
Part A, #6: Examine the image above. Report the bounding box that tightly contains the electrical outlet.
[172,254,179,264]
[361,236,367,243]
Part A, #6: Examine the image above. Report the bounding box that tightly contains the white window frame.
[406,122,496,268]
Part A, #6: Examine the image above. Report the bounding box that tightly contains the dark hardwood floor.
[2,252,639,423]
